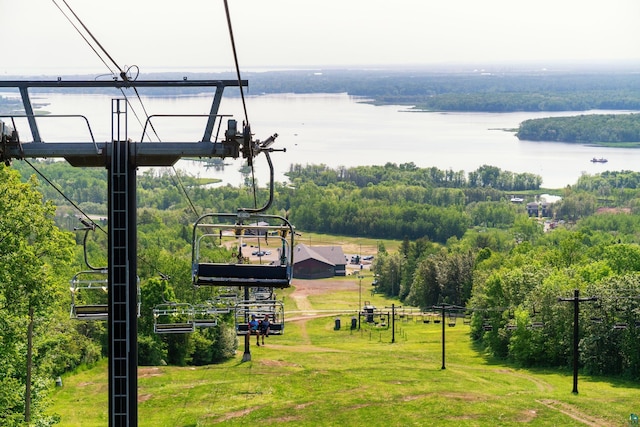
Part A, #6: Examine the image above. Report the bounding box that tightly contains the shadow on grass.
[470,334,640,391]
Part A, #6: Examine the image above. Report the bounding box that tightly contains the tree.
[0,165,74,426]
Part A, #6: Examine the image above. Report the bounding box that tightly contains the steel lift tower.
[0,78,270,426]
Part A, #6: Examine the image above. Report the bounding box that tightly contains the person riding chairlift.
[249,315,260,346]
[259,314,271,345]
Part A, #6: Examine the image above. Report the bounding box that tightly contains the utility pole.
[558,289,597,394]
[0,79,269,427]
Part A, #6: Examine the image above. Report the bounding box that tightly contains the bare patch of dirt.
[495,369,554,393]
[208,405,263,422]
[596,207,631,214]
[260,344,346,353]
[402,394,431,402]
[294,402,315,410]
[519,409,538,423]
[259,359,301,368]
[537,399,613,427]
[265,415,303,423]
[137,394,152,403]
[138,367,162,378]
[77,382,94,387]
[440,392,485,402]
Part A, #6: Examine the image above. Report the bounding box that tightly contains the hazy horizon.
[3,1,640,77]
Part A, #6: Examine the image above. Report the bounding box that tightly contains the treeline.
[517,113,640,144]
[12,161,542,243]
[251,69,640,112]
[286,163,542,191]
[6,68,640,113]
[411,91,640,113]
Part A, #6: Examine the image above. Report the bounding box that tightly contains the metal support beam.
[18,87,41,142]
[108,100,138,426]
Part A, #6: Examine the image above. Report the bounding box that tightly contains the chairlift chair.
[193,302,221,328]
[153,302,195,334]
[613,322,629,330]
[192,212,295,288]
[252,287,275,300]
[70,270,141,320]
[462,311,472,325]
[528,321,544,329]
[433,313,442,324]
[447,312,458,327]
[234,299,285,336]
[70,270,109,320]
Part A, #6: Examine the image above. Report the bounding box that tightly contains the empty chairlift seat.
[153,303,195,334]
[70,270,109,320]
[70,270,141,321]
[192,213,295,288]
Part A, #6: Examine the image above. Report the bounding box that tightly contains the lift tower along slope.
[0,78,279,427]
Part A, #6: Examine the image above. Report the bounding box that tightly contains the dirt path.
[283,279,357,344]
[536,399,614,427]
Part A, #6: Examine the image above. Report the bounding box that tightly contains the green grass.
[50,281,640,426]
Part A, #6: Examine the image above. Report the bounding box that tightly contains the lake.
[5,91,640,188]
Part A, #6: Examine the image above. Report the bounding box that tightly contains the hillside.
[50,278,640,426]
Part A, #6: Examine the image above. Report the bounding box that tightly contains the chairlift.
[447,312,458,327]
[528,306,544,329]
[463,311,472,325]
[252,287,275,300]
[528,321,544,329]
[193,302,222,328]
[70,269,142,321]
[613,322,628,330]
[71,219,143,321]
[70,270,109,320]
[422,312,431,324]
[153,302,195,334]
[234,299,285,336]
[192,212,294,288]
[379,313,388,327]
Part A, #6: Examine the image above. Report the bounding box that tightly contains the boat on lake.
[590,157,608,163]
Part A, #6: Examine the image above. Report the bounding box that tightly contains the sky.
[2,0,640,76]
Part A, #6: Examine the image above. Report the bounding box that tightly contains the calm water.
[6,92,640,188]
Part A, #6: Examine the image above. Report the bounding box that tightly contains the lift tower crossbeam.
[0,79,253,427]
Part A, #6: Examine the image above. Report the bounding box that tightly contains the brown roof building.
[293,244,347,279]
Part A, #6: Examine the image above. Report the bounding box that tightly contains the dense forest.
[517,113,640,145]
